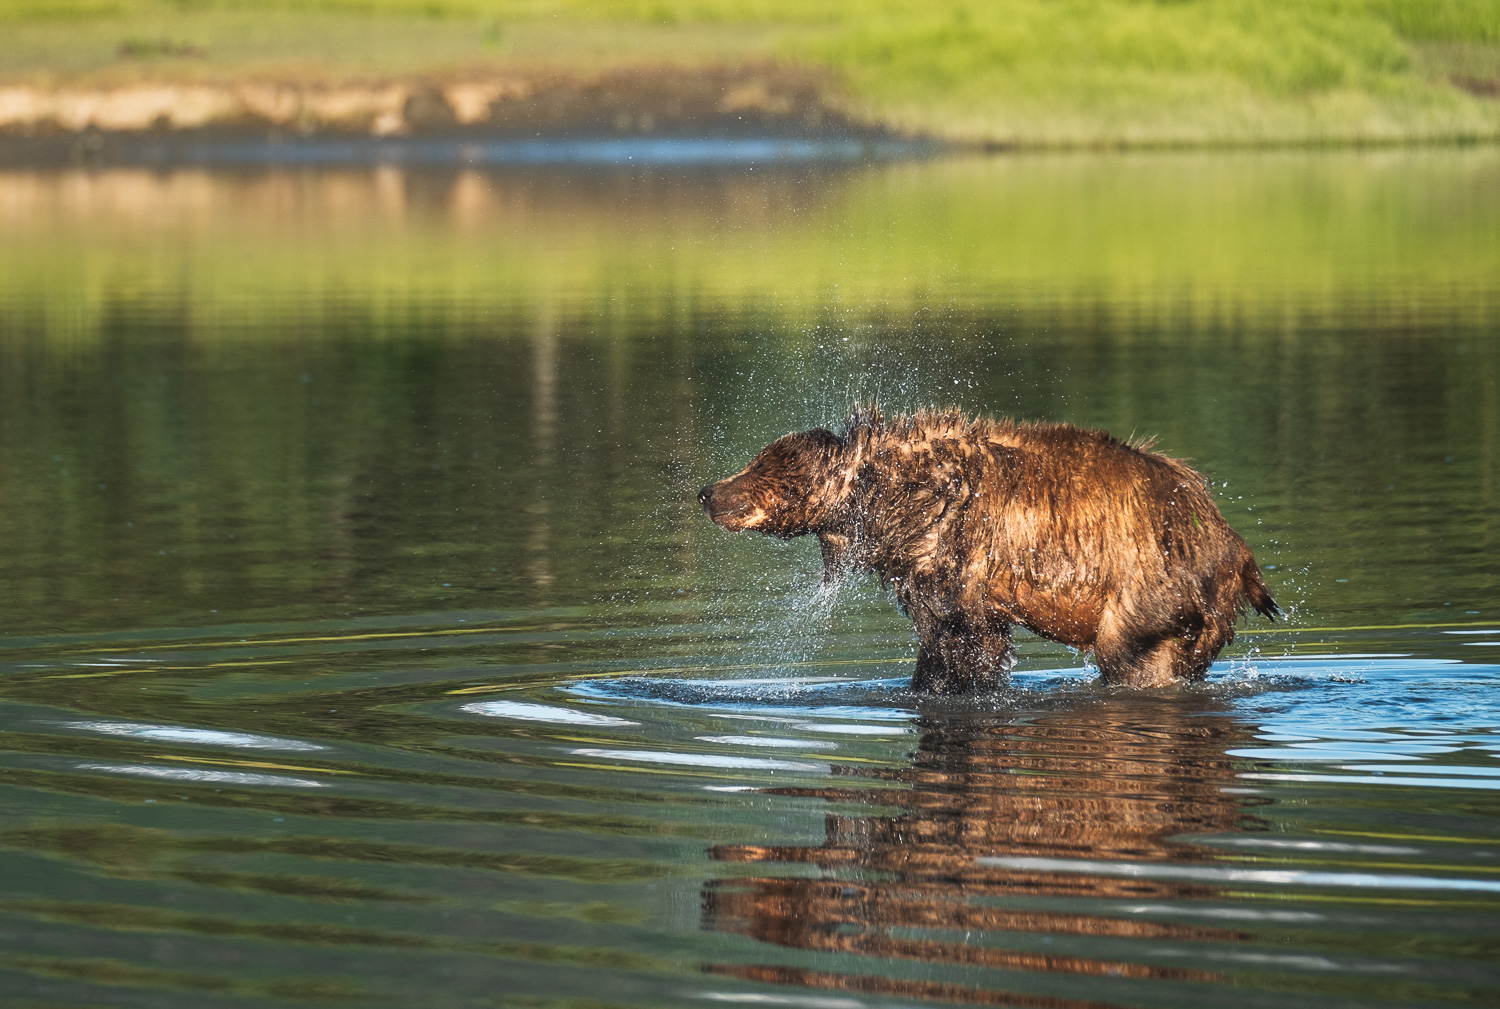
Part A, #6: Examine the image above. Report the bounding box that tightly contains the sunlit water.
[1,149,1498,1008]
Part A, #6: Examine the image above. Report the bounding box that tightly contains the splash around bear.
[698,409,1279,693]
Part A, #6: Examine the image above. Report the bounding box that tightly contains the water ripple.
[60,720,326,751]
[975,856,1500,893]
[75,762,329,788]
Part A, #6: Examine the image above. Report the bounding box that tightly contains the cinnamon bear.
[698,409,1278,692]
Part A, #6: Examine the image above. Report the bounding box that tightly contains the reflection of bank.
[704,697,1264,1006]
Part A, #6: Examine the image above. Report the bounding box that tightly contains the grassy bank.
[2,0,1499,145]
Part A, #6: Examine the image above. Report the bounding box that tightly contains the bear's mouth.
[706,504,767,532]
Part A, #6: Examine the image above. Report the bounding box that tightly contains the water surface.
[1,149,1498,1009]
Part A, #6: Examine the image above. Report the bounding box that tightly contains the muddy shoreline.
[0,64,920,166]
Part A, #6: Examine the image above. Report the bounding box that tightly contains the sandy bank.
[0,64,900,164]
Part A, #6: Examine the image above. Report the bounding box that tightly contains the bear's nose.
[697,484,714,507]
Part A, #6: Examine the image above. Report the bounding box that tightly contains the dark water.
[1,150,1498,1009]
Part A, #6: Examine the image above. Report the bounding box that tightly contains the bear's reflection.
[703,695,1265,1005]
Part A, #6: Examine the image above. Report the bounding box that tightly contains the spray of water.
[679,312,1015,687]
[622,305,1046,694]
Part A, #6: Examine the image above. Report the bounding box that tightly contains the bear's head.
[698,428,850,539]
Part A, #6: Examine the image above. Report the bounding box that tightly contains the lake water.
[1,149,1498,1009]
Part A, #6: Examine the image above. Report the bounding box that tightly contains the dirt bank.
[0,63,897,164]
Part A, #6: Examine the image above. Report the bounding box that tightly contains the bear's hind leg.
[1095,612,1221,687]
[1093,610,1198,687]
[1094,635,1177,687]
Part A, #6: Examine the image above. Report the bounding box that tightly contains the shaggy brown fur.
[698,409,1279,692]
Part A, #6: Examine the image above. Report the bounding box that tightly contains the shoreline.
[4,64,1499,167]
[0,66,915,167]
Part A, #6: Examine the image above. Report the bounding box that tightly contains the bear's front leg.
[910,612,1013,695]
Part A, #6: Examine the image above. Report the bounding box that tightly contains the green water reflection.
[1,151,1497,636]
[0,150,1498,1009]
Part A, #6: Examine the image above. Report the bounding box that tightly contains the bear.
[698,408,1279,692]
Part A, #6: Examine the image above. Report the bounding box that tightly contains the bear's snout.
[698,480,731,521]
[698,477,767,532]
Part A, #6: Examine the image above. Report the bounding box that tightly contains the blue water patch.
[1226,657,1500,734]
[565,673,919,720]
[157,135,935,167]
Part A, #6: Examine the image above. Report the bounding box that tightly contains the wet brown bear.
[698,409,1279,692]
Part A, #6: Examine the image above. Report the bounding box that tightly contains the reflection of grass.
[2,0,1498,143]
[495,899,649,924]
[3,149,1497,341]
[5,898,663,967]
[0,952,364,1000]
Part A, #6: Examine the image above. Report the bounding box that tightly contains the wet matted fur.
[698,409,1279,692]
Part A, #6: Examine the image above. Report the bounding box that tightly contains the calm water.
[1,150,1498,1009]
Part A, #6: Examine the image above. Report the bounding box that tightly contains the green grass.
[798,0,1500,143]
[1,0,1499,143]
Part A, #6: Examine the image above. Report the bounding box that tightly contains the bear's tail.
[1241,556,1281,621]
